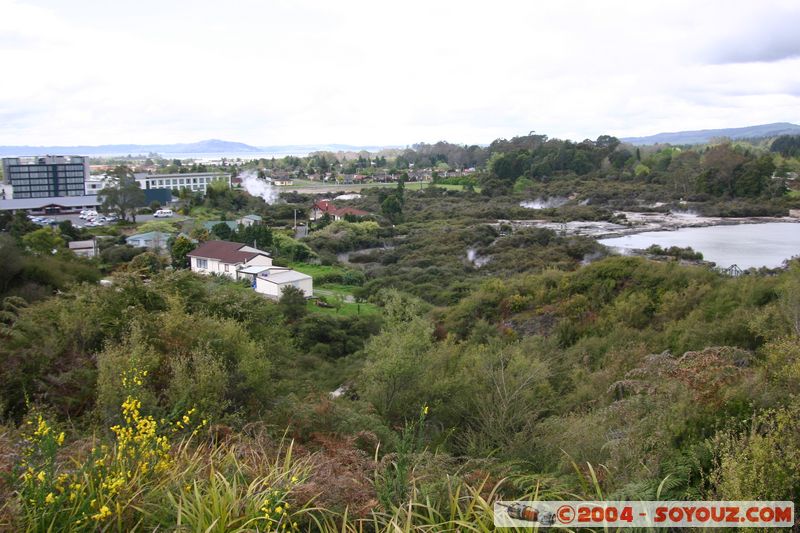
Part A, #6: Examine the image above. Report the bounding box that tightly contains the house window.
[224,264,229,272]
[196,258,208,269]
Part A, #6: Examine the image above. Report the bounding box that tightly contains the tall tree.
[170,235,195,268]
[211,222,232,240]
[22,227,64,255]
[99,166,145,222]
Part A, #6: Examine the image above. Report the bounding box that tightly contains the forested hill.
[622,122,800,145]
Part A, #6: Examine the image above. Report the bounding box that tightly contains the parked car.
[153,209,174,218]
[80,210,98,219]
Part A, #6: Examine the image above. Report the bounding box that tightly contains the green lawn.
[315,283,356,295]
[289,263,376,315]
[404,182,481,193]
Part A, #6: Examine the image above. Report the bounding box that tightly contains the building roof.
[68,239,95,250]
[0,196,100,211]
[312,199,368,218]
[135,172,225,179]
[188,240,269,263]
[238,265,271,274]
[258,268,312,284]
[126,231,173,242]
[240,214,263,221]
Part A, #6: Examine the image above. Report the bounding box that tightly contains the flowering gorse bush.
[15,368,205,531]
[259,476,301,532]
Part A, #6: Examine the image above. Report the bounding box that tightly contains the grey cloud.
[704,12,800,64]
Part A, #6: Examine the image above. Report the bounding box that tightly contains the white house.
[187,240,273,278]
[187,240,312,298]
[126,231,173,253]
[236,214,263,227]
[244,266,313,298]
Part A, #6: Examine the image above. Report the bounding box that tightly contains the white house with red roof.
[188,240,312,298]
[309,199,369,221]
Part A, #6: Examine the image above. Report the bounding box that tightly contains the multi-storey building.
[134,172,231,193]
[1,155,89,199]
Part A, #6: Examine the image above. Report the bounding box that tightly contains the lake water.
[598,222,800,269]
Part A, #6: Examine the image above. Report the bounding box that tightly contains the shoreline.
[499,211,800,238]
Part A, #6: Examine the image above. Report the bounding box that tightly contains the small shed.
[69,239,98,258]
[236,214,263,227]
[252,268,313,299]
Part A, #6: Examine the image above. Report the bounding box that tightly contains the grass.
[307,298,379,316]
[289,263,349,279]
[316,283,356,295]
[405,182,481,193]
[288,264,378,315]
[8,391,622,531]
[188,206,226,220]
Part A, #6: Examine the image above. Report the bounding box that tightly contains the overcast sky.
[1,0,799,147]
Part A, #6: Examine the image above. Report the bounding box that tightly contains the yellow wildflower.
[34,415,51,437]
[56,432,65,446]
[36,471,46,483]
[91,505,112,521]
[45,492,55,504]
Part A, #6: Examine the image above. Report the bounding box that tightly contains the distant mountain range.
[0,139,399,157]
[3,123,800,156]
[621,122,800,146]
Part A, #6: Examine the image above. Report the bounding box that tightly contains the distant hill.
[0,139,398,157]
[0,139,263,157]
[621,122,800,146]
